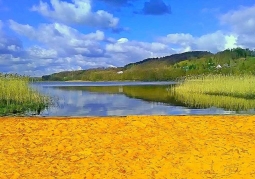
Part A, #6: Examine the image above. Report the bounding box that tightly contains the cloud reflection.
[33,82,236,116]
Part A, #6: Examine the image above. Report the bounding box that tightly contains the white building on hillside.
[216,64,222,69]
[117,71,123,74]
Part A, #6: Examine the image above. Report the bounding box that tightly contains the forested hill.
[41,48,255,81]
[124,51,212,69]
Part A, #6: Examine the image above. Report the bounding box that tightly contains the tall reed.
[0,74,50,115]
[171,74,255,111]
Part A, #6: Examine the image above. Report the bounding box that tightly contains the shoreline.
[38,80,176,83]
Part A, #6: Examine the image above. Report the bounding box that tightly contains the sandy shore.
[1,116,255,179]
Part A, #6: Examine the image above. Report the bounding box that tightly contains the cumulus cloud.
[0,49,110,76]
[159,33,194,46]
[196,32,237,51]
[0,30,63,76]
[9,20,105,57]
[4,20,114,75]
[153,5,254,52]
[105,37,175,65]
[26,46,58,59]
[0,21,30,74]
[117,38,129,43]
[136,0,171,15]
[8,20,177,73]
[0,22,23,56]
[221,5,255,35]
[31,0,119,29]
[158,31,237,53]
[6,20,176,76]
[220,4,255,48]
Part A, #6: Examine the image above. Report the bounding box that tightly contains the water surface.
[31,81,247,116]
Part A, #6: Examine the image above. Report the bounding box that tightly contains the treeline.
[42,48,255,81]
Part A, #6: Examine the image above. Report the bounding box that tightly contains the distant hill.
[41,48,255,81]
[124,51,213,69]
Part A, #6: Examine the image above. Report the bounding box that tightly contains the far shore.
[63,80,139,82]
[30,79,178,83]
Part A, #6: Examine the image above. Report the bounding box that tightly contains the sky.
[0,0,255,76]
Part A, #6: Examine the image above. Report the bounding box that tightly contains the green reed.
[171,74,255,111]
[0,74,50,115]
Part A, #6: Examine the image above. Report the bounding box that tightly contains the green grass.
[171,74,255,111]
[0,74,50,116]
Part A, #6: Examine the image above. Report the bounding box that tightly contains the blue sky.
[0,0,255,76]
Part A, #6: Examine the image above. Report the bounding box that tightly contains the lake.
[31,81,253,116]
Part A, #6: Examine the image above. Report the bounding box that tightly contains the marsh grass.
[0,74,50,116]
[171,74,255,111]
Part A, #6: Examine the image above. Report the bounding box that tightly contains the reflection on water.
[32,81,242,116]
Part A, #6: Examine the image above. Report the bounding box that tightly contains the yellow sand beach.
[1,116,255,179]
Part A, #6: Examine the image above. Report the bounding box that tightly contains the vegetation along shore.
[0,74,50,116]
[171,74,255,111]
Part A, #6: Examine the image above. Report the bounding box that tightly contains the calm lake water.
[31,81,251,116]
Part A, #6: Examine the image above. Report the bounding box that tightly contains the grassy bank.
[0,74,50,116]
[1,116,255,178]
[171,74,255,110]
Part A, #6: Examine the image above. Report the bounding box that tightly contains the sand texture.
[1,116,255,179]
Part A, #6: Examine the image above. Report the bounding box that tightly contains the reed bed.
[0,74,50,115]
[171,74,255,111]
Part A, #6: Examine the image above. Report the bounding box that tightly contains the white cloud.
[106,38,174,65]
[9,20,105,57]
[0,52,112,76]
[0,22,28,73]
[27,46,58,59]
[224,35,237,49]
[158,31,237,53]
[146,4,255,52]
[107,38,169,54]
[221,5,255,35]
[4,21,113,75]
[159,33,194,45]
[31,0,119,29]
[220,4,255,48]
[0,26,23,55]
[4,20,113,75]
[158,4,255,52]
[117,38,128,43]
[196,31,228,51]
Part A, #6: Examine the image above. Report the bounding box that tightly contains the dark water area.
[31,81,246,116]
